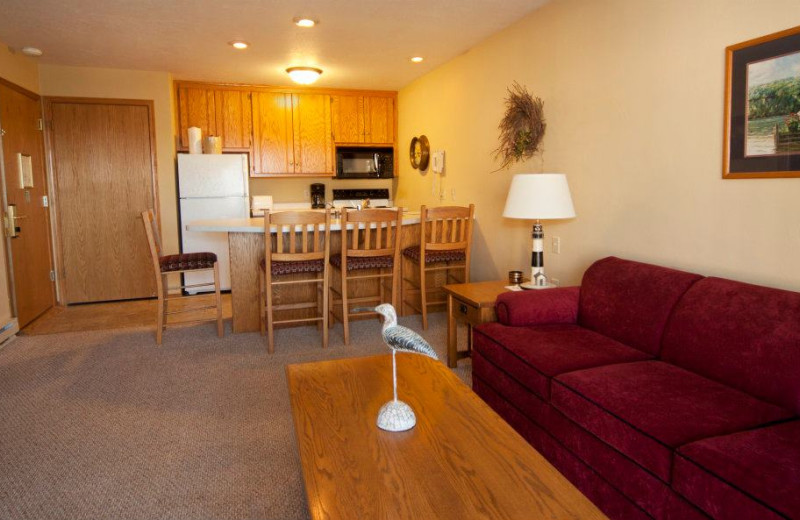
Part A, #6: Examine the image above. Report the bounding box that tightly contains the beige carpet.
[0,312,471,520]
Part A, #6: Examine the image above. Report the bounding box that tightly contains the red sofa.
[472,257,800,520]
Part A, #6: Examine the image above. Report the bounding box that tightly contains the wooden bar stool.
[329,207,403,345]
[401,204,474,329]
[259,209,331,354]
[140,209,223,345]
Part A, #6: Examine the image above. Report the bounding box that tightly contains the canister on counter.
[202,136,222,154]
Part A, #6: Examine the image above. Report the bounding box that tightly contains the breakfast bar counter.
[187,214,421,333]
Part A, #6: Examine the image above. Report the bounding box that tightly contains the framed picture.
[723,25,800,179]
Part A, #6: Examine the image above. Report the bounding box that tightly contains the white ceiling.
[0,0,550,90]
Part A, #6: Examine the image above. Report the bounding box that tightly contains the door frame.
[0,76,51,326]
[42,97,160,304]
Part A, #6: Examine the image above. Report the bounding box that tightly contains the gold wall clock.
[409,135,430,170]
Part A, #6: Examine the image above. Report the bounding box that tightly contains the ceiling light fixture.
[411,56,424,63]
[228,40,249,50]
[21,46,43,57]
[286,66,323,85]
[293,17,317,28]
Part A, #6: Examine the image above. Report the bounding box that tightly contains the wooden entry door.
[0,81,55,327]
[46,98,157,303]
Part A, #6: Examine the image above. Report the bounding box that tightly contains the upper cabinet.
[176,86,215,149]
[213,90,252,149]
[176,83,252,150]
[364,95,394,144]
[251,92,293,174]
[331,94,395,144]
[251,92,332,175]
[175,81,395,177]
[292,94,333,174]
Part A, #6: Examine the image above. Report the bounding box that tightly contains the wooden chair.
[401,204,475,329]
[329,207,403,345]
[259,209,331,354]
[140,209,223,345]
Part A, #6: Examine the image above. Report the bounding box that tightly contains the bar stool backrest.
[341,208,403,261]
[265,210,331,264]
[421,204,475,256]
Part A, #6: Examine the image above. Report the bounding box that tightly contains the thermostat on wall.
[432,150,445,174]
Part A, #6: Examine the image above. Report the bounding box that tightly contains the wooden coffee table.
[286,354,608,520]
[442,280,512,367]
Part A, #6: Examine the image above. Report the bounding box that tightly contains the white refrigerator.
[178,153,249,293]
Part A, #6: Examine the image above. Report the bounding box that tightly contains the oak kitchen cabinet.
[251,92,333,176]
[331,94,395,144]
[176,83,252,150]
[174,81,396,177]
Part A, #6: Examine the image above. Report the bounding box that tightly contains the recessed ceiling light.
[293,17,317,28]
[411,56,424,63]
[286,67,323,85]
[228,40,249,50]
[21,46,43,57]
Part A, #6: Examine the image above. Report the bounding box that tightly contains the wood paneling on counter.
[230,223,420,333]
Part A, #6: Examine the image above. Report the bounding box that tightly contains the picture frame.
[723,25,800,179]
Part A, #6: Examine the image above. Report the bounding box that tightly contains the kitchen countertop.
[186,212,421,233]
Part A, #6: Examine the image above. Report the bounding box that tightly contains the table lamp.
[503,173,576,289]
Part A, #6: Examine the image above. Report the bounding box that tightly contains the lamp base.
[376,400,416,432]
[520,281,556,290]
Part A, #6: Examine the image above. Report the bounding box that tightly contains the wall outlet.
[303,189,309,199]
[552,236,561,254]
[451,188,456,200]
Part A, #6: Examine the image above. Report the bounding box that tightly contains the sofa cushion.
[473,322,651,401]
[673,421,800,520]
[661,276,800,414]
[578,257,702,355]
[472,376,654,520]
[474,350,674,517]
[551,361,793,482]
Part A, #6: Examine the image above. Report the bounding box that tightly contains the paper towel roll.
[187,127,202,154]
[203,136,222,154]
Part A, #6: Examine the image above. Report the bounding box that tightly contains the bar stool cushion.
[402,246,466,264]
[330,255,394,271]
[159,252,217,273]
[260,257,325,276]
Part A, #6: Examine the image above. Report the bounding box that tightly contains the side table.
[442,280,513,368]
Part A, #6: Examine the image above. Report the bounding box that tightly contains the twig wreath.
[493,82,546,170]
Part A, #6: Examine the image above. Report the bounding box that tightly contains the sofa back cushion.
[661,277,800,413]
[578,257,703,355]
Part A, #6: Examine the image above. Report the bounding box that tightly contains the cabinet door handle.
[459,304,468,315]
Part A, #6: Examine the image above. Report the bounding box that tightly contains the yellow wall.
[38,65,179,258]
[0,42,40,94]
[397,0,800,290]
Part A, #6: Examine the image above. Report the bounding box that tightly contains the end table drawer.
[455,299,484,325]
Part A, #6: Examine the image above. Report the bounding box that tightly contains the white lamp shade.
[503,173,576,220]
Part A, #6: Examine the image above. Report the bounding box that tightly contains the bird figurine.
[353,304,438,431]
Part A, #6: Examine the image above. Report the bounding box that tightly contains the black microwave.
[335,146,394,179]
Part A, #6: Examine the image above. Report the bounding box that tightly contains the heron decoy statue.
[353,303,438,431]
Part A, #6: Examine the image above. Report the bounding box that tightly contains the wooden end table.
[442,280,512,368]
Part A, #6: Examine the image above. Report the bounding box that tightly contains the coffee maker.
[310,183,325,209]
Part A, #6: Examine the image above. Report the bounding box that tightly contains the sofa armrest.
[495,286,580,326]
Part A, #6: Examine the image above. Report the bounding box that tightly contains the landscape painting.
[724,25,800,178]
[745,51,800,157]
